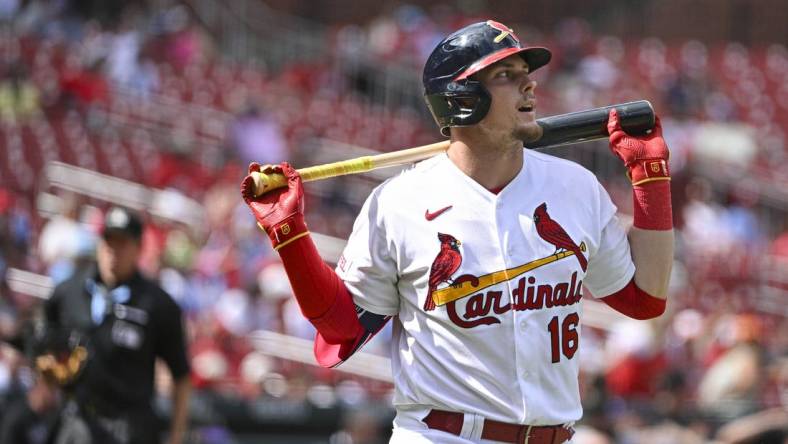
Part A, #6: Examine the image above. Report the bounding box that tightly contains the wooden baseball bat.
[252,100,654,196]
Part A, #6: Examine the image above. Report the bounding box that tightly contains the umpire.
[43,206,191,444]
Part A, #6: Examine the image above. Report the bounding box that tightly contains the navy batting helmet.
[423,20,552,136]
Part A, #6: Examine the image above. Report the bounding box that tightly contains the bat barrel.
[528,100,655,149]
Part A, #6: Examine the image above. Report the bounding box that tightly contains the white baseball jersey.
[336,149,634,427]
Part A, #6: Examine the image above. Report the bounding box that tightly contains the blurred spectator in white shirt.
[578,36,622,91]
[720,181,765,249]
[105,14,142,87]
[681,177,732,256]
[227,101,288,167]
[37,193,94,283]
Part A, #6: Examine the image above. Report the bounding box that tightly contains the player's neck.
[446,137,523,191]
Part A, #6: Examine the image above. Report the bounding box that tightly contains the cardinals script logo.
[425,233,463,311]
[533,203,588,272]
[422,205,589,325]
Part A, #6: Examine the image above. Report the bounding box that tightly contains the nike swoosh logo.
[425,205,453,221]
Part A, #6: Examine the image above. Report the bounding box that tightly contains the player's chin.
[513,120,543,144]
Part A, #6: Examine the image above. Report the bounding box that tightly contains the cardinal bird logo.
[533,203,588,272]
[425,233,463,311]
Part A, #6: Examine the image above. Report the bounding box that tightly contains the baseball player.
[241,20,674,444]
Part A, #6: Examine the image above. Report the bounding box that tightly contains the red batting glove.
[240,162,309,250]
[607,109,670,186]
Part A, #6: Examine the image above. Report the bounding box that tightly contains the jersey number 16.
[547,312,579,363]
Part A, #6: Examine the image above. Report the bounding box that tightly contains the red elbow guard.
[599,279,666,320]
[276,234,364,340]
[275,234,374,367]
[309,284,365,344]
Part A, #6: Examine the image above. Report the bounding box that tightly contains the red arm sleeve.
[633,181,673,230]
[598,278,666,320]
[277,235,389,367]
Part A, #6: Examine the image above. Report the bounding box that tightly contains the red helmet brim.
[454,46,551,81]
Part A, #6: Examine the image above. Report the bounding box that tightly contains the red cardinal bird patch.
[533,203,588,271]
[425,233,463,311]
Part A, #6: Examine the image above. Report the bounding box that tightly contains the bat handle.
[251,156,376,197]
[251,171,287,197]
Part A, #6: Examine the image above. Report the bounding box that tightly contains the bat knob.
[251,171,288,197]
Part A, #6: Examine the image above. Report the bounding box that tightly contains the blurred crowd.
[0,1,787,443]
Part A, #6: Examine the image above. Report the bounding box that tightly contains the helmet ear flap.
[449,95,479,114]
[425,81,492,136]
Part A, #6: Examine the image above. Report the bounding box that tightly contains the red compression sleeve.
[277,235,364,344]
[599,278,666,320]
[633,181,673,230]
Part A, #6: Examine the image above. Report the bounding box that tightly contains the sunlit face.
[97,232,141,286]
[474,54,542,143]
